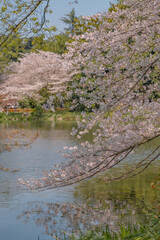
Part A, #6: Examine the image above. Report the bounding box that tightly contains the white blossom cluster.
[0,51,74,101]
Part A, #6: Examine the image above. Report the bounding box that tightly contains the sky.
[48,0,117,32]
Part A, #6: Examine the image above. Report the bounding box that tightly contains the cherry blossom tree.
[0,51,75,101]
[19,0,160,190]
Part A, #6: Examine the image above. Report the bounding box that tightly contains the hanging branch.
[0,0,51,47]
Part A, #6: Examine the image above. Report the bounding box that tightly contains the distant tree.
[30,33,69,55]
[0,51,75,101]
[61,8,77,34]
[45,33,70,54]
[0,35,26,72]
[0,0,56,72]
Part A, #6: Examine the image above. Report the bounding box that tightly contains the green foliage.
[19,97,37,109]
[19,96,46,109]
[0,113,3,119]
[108,1,130,13]
[73,16,102,35]
[61,72,101,112]
[18,96,45,119]
[18,99,29,109]
[0,35,26,72]
[0,0,54,46]
[30,104,43,119]
[46,34,70,55]
[0,112,24,123]
[38,85,51,99]
[150,170,160,214]
[24,32,69,54]
[67,215,160,240]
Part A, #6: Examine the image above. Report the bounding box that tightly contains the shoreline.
[0,110,80,123]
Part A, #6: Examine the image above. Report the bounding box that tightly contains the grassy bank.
[49,110,80,121]
[0,110,80,123]
[0,112,24,122]
[67,215,160,240]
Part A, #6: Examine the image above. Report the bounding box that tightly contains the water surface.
[0,121,159,240]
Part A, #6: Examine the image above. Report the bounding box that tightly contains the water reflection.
[17,164,160,238]
[18,200,121,238]
[0,120,79,240]
[0,121,159,240]
[0,121,77,204]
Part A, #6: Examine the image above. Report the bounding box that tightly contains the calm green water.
[0,121,159,240]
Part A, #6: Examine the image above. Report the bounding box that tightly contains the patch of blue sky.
[48,0,117,32]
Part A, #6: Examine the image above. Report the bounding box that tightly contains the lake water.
[0,120,159,240]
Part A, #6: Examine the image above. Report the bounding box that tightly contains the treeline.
[0,8,79,74]
[0,7,105,74]
[0,3,159,114]
[0,33,70,73]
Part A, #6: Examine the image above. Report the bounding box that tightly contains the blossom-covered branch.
[0,0,51,47]
[19,0,160,190]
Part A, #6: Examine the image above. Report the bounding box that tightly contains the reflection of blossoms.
[17,199,138,238]
[0,128,39,153]
[0,128,39,172]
